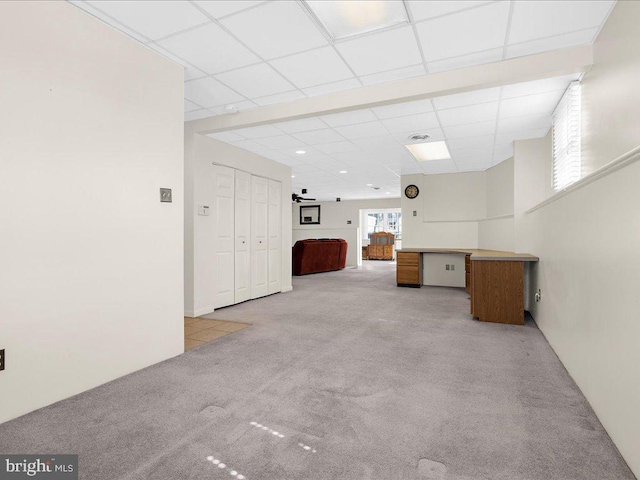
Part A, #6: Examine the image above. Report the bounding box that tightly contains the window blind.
[552,81,582,191]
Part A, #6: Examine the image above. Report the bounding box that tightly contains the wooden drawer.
[465,254,471,272]
[397,265,420,285]
[397,252,420,266]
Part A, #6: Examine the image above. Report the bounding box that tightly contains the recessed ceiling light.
[406,141,451,161]
[295,150,306,155]
[385,192,391,194]
[303,0,409,41]
[366,183,373,187]
[339,170,347,174]
[291,175,295,178]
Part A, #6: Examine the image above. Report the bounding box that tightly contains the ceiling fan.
[292,190,316,203]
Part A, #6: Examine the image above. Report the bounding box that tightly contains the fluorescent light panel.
[304,1,409,41]
[406,141,451,161]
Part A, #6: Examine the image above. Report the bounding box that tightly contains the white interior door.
[234,170,251,304]
[212,165,235,308]
[268,180,281,294]
[251,176,268,299]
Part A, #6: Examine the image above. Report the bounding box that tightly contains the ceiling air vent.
[409,133,430,141]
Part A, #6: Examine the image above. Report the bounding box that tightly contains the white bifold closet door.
[234,170,251,304]
[251,176,269,299]
[267,179,282,294]
[212,165,235,309]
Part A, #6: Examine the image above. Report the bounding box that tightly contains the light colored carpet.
[0,261,634,479]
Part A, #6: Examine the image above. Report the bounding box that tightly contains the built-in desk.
[396,248,539,326]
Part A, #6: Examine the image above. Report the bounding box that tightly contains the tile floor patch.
[418,458,447,479]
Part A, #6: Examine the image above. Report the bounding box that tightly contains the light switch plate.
[0,349,5,371]
[198,205,210,216]
[160,188,172,203]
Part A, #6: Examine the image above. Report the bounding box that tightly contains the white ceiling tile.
[333,121,389,140]
[502,74,580,99]
[419,159,458,174]
[255,135,307,150]
[359,64,426,86]
[184,109,214,121]
[233,124,283,139]
[499,91,564,118]
[408,1,493,22]
[215,63,294,98]
[493,143,515,161]
[320,109,377,127]
[270,46,354,89]
[184,77,245,107]
[446,135,495,151]
[220,1,328,59]
[427,48,503,74]
[279,146,322,157]
[433,87,501,110]
[147,44,206,81]
[437,101,499,127]
[195,1,264,19]
[450,146,494,159]
[302,78,362,97]
[416,2,510,62]
[372,99,434,120]
[381,112,440,133]
[495,128,550,145]
[443,120,496,139]
[315,141,361,154]
[352,135,402,150]
[273,117,328,134]
[87,1,209,40]
[158,23,259,74]
[253,90,306,107]
[508,0,614,44]
[207,131,245,143]
[335,26,423,76]
[209,100,257,115]
[395,128,446,144]
[497,113,551,133]
[293,129,346,145]
[184,99,201,112]
[506,28,599,59]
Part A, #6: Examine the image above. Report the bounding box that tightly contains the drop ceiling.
[69,0,616,200]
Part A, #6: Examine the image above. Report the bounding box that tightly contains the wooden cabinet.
[465,254,471,294]
[396,252,422,287]
[368,232,395,260]
[470,260,524,325]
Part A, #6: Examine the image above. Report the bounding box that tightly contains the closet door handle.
[242,241,245,244]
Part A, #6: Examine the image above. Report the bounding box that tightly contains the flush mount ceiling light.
[406,141,451,161]
[339,170,348,173]
[303,1,409,41]
[295,150,306,155]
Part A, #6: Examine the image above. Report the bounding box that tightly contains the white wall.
[184,134,292,317]
[514,2,640,475]
[479,158,515,251]
[0,2,184,424]
[292,198,399,267]
[401,173,480,248]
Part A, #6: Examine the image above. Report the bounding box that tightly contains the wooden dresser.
[368,232,395,260]
[396,248,538,325]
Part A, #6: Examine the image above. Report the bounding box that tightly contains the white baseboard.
[184,306,215,318]
[281,286,293,293]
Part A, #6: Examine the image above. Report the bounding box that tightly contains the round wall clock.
[404,184,419,199]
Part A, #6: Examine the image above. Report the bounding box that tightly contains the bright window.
[552,81,582,191]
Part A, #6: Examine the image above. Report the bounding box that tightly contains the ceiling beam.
[186,44,593,135]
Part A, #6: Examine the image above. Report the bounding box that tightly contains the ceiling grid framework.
[68,0,617,200]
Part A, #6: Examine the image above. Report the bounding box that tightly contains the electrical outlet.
[535,289,542,302]
[451,265,455,271]
[446,264,450,271]
[0,349,5,371]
